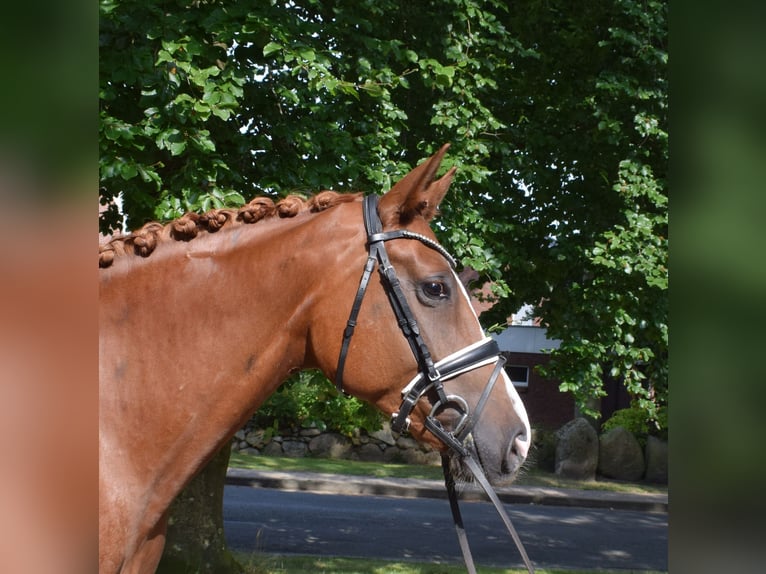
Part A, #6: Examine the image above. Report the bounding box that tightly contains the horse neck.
[99,205,361,499]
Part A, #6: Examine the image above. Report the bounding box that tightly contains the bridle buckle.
[430,394,470,437]
[390,413,411,432]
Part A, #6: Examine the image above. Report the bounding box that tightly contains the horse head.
[308,145,531,486]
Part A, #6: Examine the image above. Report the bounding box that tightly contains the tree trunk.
[156,446,243,574]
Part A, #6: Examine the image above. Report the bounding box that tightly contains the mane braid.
[99,191,360,268]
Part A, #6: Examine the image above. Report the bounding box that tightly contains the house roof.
[492,325,561,354]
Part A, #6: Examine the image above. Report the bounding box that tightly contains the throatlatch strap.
[335,195,385,392]
[335,252,377,393]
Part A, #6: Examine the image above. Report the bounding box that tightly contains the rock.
[397,448,437,465]
[355,443,385,462]
[370,422,397,446]
[382,447,405,463]
[234,429,246,441]
[299,427,322,438]
[396,436,420,451]
[262,441,284,457]
[418,441,435,453]
[245,429,267,448]
[598,426,645,481]
[644,435,668,483]
[308,433,352,459]
[425,451,442,465]
[400,449,427,465]
[281,440,308,458]
[555,418,599,480]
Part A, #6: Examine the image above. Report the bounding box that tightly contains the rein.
[335,195,535,574]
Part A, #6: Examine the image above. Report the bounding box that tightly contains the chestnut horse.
[99,145,531,574]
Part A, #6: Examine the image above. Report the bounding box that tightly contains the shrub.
[602,403,668,446]
[252,370,384,437]
[529,426,556,472]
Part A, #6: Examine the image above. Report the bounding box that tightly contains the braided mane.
[99,191,360,268]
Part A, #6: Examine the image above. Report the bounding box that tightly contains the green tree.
[493,0,668,426]
[101,1,666,567]
[101,1,667,429]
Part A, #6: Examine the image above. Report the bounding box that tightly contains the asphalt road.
[223,485,668,571]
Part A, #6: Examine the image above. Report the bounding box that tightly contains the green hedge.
[252,370,384,438]
[602,403,668,446]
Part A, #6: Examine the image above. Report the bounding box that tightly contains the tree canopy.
[100,0,667,429]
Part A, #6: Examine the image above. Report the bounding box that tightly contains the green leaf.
[263,42,282,57]
[212,107,232,121]
[298,47,316,62]
[119,163,138,180]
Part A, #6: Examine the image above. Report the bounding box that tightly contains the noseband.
[335,194,535,574]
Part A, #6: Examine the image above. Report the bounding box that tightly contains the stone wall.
[233,417,668,485]
[231,420,442,466]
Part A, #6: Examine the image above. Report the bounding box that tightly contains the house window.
[506,365,529,388]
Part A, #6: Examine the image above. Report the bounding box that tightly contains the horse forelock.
[98,191,361,268]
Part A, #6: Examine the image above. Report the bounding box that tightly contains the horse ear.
[379,144,457,226]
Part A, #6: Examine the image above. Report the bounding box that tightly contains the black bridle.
[335,194,535,574]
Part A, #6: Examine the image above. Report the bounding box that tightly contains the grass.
[234,553,666,574]
[230,452,445,480]
[228,452,668,496]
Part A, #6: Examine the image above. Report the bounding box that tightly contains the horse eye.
[422,281,449,300]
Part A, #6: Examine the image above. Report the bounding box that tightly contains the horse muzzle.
[392,337,519,462]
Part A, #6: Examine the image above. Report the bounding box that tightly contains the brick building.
[492,325,574,430]
[491,324,632,431]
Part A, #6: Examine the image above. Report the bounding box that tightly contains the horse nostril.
[502,431,529,476]
[510,432,530,461]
